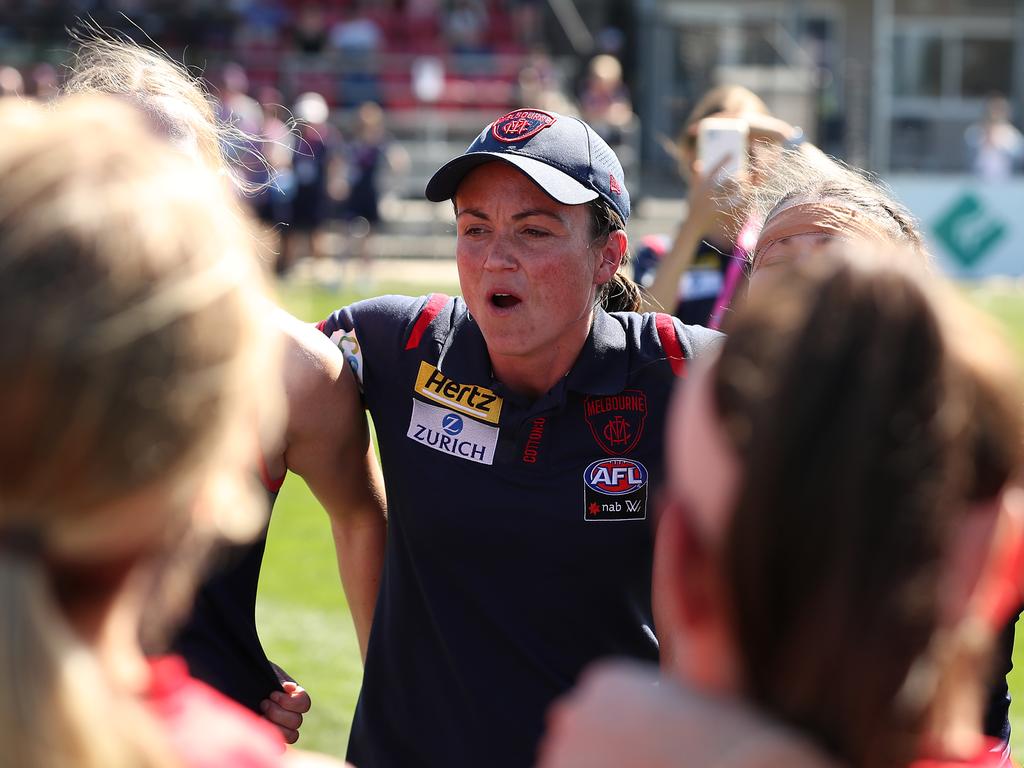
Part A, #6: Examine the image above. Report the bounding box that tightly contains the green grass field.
[257,278,1024,758]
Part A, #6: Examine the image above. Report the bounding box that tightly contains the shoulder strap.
[654,313,687,378]
[405,293,450,350]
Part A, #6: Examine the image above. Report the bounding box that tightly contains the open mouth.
[490,292,521,309]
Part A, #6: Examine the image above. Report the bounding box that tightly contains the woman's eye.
[523,227,550,237]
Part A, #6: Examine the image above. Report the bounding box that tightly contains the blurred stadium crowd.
[0,2,639,277]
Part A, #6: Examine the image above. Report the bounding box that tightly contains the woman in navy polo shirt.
[318,109,720,767]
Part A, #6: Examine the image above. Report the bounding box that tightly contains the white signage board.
[885,175,1024,278]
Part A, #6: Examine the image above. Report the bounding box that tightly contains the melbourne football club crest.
[584,389,648,456]
[491,109,557,143]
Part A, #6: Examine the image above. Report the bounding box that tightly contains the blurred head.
[657,250,1023,768]
[0,95,283,767]
[588,54,623,87]
[747,151,927,293]
[0,65,24,98]
[294,91,329,126]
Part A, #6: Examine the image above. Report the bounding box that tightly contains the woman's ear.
[971,486,1024,631]
[940,486,1024,631]
[594,230,627,286]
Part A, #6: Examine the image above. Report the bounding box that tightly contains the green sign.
[932,192,1007,268]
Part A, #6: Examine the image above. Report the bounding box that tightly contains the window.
[893,34,943,97]
[962,38,1013,97]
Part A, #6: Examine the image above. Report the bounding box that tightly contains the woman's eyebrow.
[511,209,566,223]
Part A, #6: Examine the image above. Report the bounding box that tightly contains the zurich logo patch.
[442,413,464,436]
[491,109,557,143]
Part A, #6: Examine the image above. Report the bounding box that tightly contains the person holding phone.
[641,85,810,327]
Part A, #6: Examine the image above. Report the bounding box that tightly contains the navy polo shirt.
[172,491,282,712]
[320,294,720,768]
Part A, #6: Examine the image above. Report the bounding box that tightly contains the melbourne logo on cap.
[491,109,557,143]
[584,389,648,456]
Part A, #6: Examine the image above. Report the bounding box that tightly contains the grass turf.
[258,277,1024,758]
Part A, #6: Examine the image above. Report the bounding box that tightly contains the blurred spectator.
[517,48,575,114]
[0,65,24,98]
[340,101,408,287]
[445,0,490,55]
[578,54,633,141]
[280,91,340,274]
[965,95,1024,181]
[29,62,58,100]
[252,86,295,235]
[293,2,328,54]
[509,0,543,48]
[330,3,382,107]
[219,62,263,134]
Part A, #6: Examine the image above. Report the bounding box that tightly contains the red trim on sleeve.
[315,318,328,334]
[655,313,687,377]
[257,454,285,493]
[405,293,449,350]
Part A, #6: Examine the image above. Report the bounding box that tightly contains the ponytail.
[0,547,178,768]
[601,271,644,313]
[588,199,644,313]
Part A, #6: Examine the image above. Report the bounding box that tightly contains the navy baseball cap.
[425,108,630,222]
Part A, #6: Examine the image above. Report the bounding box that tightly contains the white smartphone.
[697,117,749,181]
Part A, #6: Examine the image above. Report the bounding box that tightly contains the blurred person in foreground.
[539,247,1024,768]
[692,145,1019,750]
[0,94,348,768]
[641,85,813,328]
[63,32,387,745]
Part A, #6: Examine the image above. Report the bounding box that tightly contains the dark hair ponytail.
[588,199,643,313]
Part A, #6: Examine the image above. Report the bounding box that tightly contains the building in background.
[617,0,1024,185]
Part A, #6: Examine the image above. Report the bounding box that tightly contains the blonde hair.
[62,28,267,193]
[0,95,283,768]
[747,149,927,260]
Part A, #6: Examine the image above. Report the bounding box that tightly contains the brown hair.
[710,251,1022,768]
[589,199,643,313]
[0,95,282,768]
[678,84,770,154]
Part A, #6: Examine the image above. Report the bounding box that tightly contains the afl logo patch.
[583,458,648,521]
[584,390,648,456]
[492,109,556,143]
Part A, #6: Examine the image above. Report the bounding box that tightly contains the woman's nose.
[482,233,518,271]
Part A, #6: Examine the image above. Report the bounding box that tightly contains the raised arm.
[276,309,387,661]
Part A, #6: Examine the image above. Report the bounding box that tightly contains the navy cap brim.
[425,152,599,206]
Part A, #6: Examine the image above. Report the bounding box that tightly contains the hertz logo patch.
[414,362,503,424]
